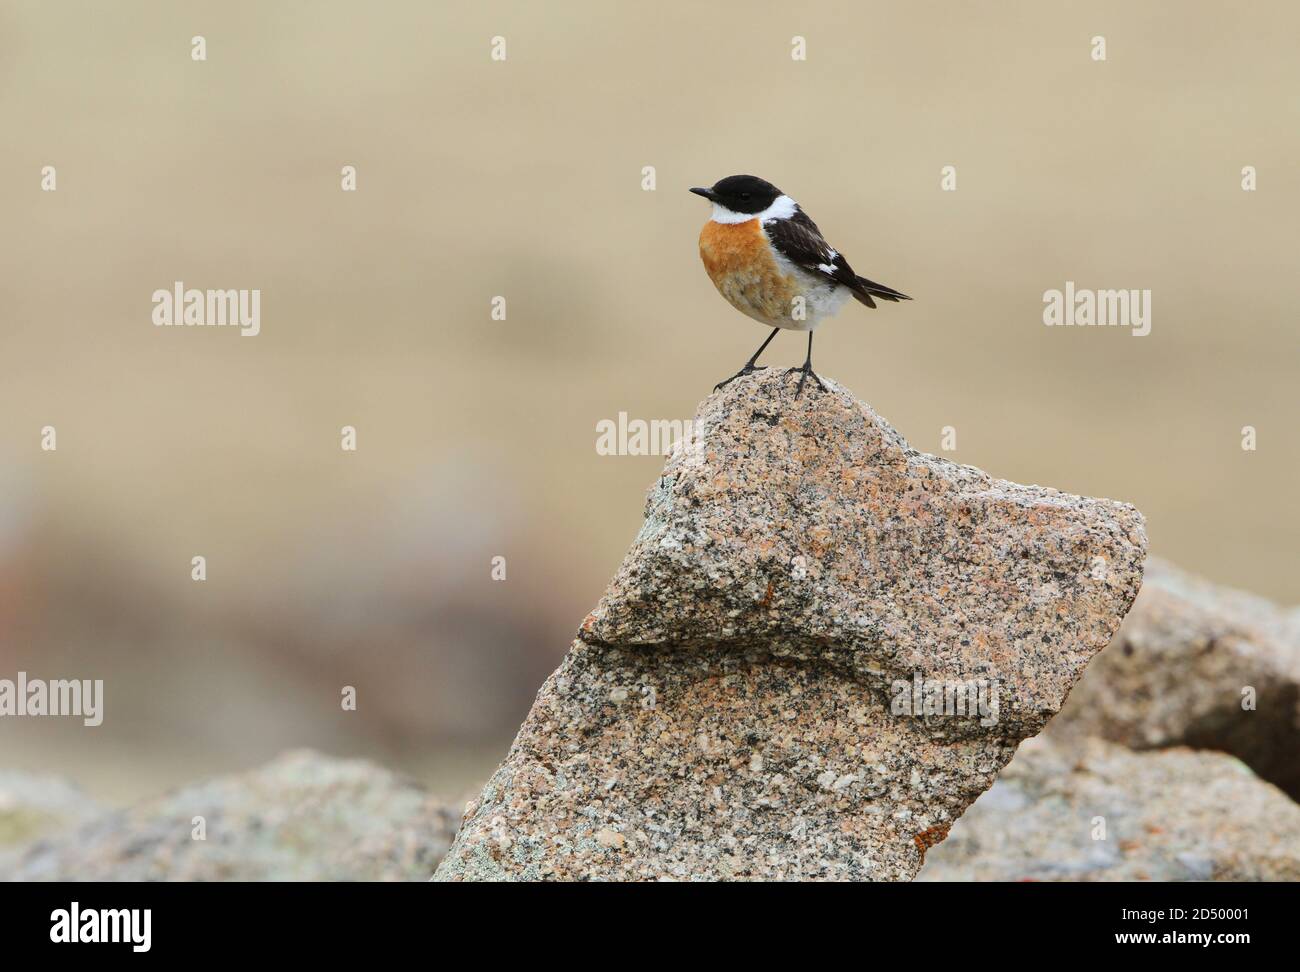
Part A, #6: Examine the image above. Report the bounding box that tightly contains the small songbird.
[691,175,910,395]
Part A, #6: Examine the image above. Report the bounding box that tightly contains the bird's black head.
[690,175,783,215]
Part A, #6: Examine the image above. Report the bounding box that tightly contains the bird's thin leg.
[714,328,780,391]
[788,331,827,397]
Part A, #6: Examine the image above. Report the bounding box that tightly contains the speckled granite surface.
[436,371,1146,881]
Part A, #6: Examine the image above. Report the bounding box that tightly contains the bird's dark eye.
[740,192,751,200]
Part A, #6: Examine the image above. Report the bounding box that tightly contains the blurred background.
[1,0,1296,804]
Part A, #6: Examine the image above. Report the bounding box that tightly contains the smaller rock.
[1,751,462,881]
[1053,558,1300,799]
[0,771,105,848]
[918,736,1300,881]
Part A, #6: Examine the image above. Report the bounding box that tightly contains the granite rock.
[1,750,461,881]
[1053,557,1300,799]
[918,735,1300,881]
[436,371,1146,881]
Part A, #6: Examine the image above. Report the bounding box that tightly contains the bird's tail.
[851,275,911,309]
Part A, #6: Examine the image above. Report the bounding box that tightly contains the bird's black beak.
[689,187,715,200]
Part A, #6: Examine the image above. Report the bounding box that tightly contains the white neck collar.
[711,194,798,224]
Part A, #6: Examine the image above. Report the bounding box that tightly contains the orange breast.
[699,219,770,274]
[699,219,801,325]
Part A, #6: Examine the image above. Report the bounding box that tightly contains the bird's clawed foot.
[786,364,827,397]
[713,364,768,392]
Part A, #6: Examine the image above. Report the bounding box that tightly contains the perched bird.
[691,174,910,395]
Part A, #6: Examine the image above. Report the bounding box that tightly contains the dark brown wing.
[764,209,858,289]
[764,208,911,308]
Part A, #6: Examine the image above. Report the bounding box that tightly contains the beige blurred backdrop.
[1,1,1296,803]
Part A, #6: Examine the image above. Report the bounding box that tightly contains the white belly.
[767,253,854,332]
